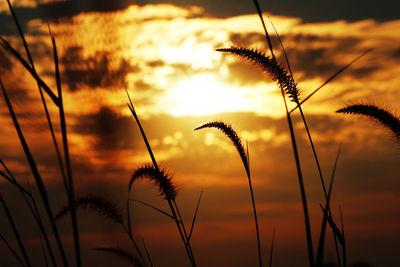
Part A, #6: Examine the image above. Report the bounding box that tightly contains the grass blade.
[0,37,59,106]
[268,226,276,267]
[320,205,344,244]
[126,89,196,266]
[0,233,26,267]
[252,1,314,266]
[0,194,32,267]
[129,199,175,220]
[1,80,68,266]
[339,207,347,267]
[49,30,81,267]
[0,162,58,267]
[187,191,203,242]
[290,49,372,113]
[141,237,154,267]
[316,144,343,265]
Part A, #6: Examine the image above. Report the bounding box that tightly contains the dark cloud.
[135,0,400,22]
[61,46,139,91]
[72,105,140,151]
[147,60,165,68]
[0,0,398,37]
[133,80,153,91]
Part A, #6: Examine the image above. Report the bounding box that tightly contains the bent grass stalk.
[195,121,263,267]
[225,3,314,265]
[251,1,314,266]
[126,90,196,267]
[267,19,341,265]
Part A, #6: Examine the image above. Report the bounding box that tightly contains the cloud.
[61,46,139,91]
[71,105,140,151]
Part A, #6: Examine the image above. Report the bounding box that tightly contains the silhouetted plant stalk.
[251,1,314,266]
[0,233,26,267]
[0,161,58,266]
[126,90,197,267]
[268,226,276,267]
[267,20,341,266]
[195,121,263,267]
[0,80,69,266]
[0,194,32,267]
[1,2,82,265]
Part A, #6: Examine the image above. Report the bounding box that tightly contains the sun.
[165,74,248,117]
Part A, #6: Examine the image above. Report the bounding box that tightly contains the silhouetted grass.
[195,121,262,267]
[0,1,396,267]
[337,103,400,140]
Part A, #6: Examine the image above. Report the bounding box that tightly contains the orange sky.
[1,3,400,267]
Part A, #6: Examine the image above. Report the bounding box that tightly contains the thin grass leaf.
[49,25,82,267]
[0,161,58,267]
[124,198,146,264]
[268,225,276,267]
[39,235,49,267]
[142,237,154,267]
[316,144,343,266]
[320,205,344,244]
[0,233,26,267]
[217,46,299,103]
[55,195,123,225]
[1,80,67,265]
[339,206,347,267]
[268,16,329,204]
[0,195,32,267]
[188,191,203,242]
[337,103,400,139]
[129,199,175,220]
[268,16,294,80]
[127,89,196,267]
[130,164,177,201]
[0,170,32,196]
[0,37,59,106]
[94,247,144,267]
[252,2,314,266]
[290,49,372,113]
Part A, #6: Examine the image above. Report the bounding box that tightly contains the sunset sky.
[0,1,400,266]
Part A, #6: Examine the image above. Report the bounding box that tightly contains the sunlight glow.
[166,74,247,116]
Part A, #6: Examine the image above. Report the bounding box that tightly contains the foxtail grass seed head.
[55,195,123,225]
[130,164,177,201]
[195,121,248,170]
[337,103,400,140]
[217,46,300,103]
